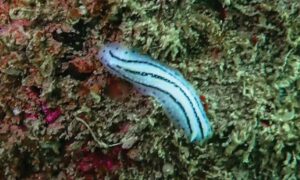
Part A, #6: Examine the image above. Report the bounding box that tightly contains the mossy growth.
[0,0,299,179]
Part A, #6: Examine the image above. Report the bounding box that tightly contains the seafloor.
[0,0,299,179]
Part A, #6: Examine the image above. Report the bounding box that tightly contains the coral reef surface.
[0,0,300,179]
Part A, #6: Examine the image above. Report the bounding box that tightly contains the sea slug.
[98,43,213,142]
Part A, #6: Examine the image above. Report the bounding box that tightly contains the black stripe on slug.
[109,51,167,73]
[106,63,193,135]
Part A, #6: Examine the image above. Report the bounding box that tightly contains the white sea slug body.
[98,43,213,142]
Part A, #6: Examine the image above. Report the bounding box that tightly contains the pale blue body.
[98,43,213,142]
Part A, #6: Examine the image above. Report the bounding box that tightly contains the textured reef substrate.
[0,0,299,179]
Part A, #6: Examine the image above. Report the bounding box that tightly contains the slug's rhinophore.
[98,43,213,142]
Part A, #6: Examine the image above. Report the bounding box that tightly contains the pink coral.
[42,103,62,124]
[44,107,62,124]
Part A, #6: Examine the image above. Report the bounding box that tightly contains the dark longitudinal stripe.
[109,51,167,73]
[105,62,193,135]
[109,50,205,138]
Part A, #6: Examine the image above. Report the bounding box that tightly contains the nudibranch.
[98,43,212,142]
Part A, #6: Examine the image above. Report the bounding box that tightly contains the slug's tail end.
[190,128,213,143]
[190,131,199,142]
